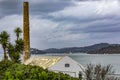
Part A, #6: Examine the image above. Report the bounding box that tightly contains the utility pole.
[23,1,30,62]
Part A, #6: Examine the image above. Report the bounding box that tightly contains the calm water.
[69,54,120,74]
[0,53,120,74]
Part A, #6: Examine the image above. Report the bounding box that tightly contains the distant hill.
[30,48,46,54]
[31,43,120,54]
[43,43,111,53]
[88,45,120,54]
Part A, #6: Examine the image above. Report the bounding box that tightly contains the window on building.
[65,63,70,67]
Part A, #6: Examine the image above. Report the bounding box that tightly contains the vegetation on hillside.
[4,62,79,80]
[0,60,13,79]
[0,60,80,80]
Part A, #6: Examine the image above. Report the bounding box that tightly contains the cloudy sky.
[0,0,120,50]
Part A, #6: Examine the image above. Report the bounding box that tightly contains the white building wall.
[48,56,85,78]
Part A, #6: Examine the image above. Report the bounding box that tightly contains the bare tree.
[84,64,120,80]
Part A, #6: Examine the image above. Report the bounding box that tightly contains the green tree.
[14,27,23,53]
[14,27,22,40]
[7,27,23,63]
[0,31,9,60]
[7,43,21,63]
[15,38,24,53]
[7,43,15,61]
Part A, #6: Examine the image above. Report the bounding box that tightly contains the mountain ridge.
[30,43,120,54]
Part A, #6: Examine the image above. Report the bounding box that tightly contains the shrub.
[0,60,14,79]
[4,63,80,80]
[85,64,120,80]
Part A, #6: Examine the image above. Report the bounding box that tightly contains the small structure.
[24,56,85,78]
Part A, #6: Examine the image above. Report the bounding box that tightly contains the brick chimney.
[23,2,30,62]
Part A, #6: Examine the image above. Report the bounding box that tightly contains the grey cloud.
[60,17,120,34]
[82,19,120,33]
[85,25,120,33]
[44,13,119,25]
[0,0,22,18]
[0,0,74,18]
[76,0,113,1]
[29,1,74,15]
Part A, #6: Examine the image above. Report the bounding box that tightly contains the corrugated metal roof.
[24,56,62,69]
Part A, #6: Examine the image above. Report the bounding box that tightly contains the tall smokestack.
[23,1,30,62]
